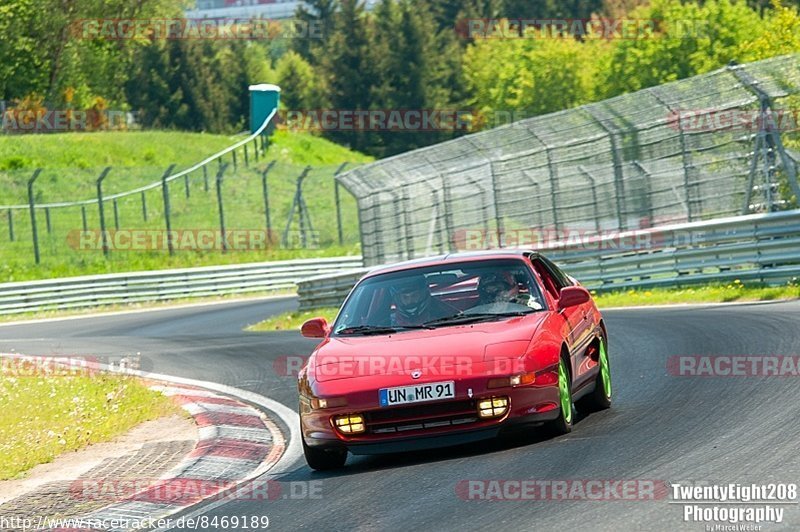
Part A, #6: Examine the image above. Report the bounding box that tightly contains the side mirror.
[301,317,330,338]
[558,286,591,310]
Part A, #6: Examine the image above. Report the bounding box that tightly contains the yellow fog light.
[333,414,366,434]
[477,397,509,418]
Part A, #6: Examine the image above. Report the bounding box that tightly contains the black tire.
[577,337,612,413]
[302,435,347,471]
[547,355,574,435]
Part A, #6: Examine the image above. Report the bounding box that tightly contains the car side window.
[538,257,574,289]
[531,259,560,300]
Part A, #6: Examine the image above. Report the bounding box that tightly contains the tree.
[315,0,374,149]
[276,51,324,111]
[464,31,608,123]
[600,0,763,98]
[293,0,339,62]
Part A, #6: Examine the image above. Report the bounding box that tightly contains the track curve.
[1,298,798,530]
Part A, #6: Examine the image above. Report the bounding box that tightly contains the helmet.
[391,275,432,319]
[478,271,519,303]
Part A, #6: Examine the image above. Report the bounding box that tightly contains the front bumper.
[301,378,560,454]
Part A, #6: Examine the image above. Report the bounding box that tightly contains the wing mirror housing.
[301,317,330,338]
[558,286,591,310]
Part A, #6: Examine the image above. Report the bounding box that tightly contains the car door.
[531,258,581,351]
[533,257,595,387]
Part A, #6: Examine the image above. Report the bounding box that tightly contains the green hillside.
[0,130,372,282]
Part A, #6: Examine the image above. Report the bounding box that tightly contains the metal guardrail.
[296,210,800,310]
[297,268,370,311]
[0,256,363,315]
[1,109,278,211]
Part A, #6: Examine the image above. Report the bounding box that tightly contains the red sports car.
[297,250,611,470]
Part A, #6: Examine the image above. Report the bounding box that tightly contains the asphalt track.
[1,298,799,531]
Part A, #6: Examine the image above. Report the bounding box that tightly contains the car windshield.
[332,259,546,336]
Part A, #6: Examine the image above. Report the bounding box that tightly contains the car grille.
[363,399,479,435]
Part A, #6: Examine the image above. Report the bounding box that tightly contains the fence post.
[244,144,249,167]
[586,111,627,230]
[440,175,455,252]
[232,150,238,171]
[729,62,800,207]
[216,163,229,253]
[524,128,560,233]
[141,191,148,221]
[7,208,13,242]
[113,199,120,230]
[578,166,602,234]
[81,205,88,232]
[96,167,112,258]
[203,165,209,192]
[161,164,176,256]
[333,162,349,246]
[652,90,695,221]
[27,169,42,264]
[489,161,503,246]
[184,174,190,198]
[254,138,260,162]
[283,166,313,247]
[261,160,276,245]
[400,185,414,258]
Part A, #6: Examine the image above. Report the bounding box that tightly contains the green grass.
[0,129,371,176]
[0,372,183,480]
[246,281,800,332]
[593,281,800,307]
[0,130,372,282]
[246,307,339,332]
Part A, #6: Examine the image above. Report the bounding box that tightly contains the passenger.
[477,271,528,306]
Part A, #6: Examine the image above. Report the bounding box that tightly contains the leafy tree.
[314,0,375,148]
[464,32,608,122]
[276,51,325,110]
[600,0,762,97]
[739,1,800,60]
[293,0,339,62]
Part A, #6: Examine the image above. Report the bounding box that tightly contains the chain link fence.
[338,54,800,266]
[0,132,361,274]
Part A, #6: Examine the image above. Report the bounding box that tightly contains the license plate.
[379,381,455,407]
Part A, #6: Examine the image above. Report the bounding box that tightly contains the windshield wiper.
[422,311,535,328]
[336,324,432,336]
[336,325,399,336]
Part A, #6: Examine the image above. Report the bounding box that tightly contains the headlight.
[477,397,509,418]
[333,414,366,434]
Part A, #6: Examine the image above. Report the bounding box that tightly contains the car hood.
[311,312,547,382]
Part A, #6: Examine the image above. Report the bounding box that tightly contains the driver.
[390,275,457,326]
[477,271,526,305]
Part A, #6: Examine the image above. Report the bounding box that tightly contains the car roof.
[363,249,540,278]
